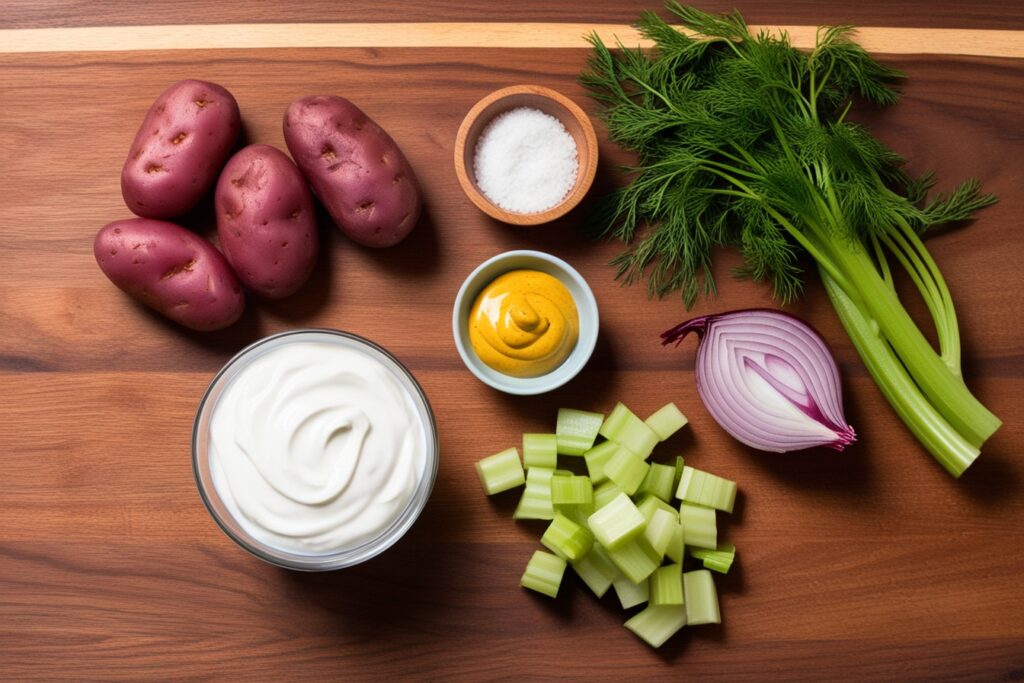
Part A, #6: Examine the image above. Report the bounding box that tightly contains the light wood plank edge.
[0,23,1021,58]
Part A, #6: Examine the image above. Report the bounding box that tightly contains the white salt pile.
[472,106,579,214]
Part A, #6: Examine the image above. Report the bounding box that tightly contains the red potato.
[215,144,319,299]
[283,95,421,247]
[94,218,244,331]
[121,79,241,219]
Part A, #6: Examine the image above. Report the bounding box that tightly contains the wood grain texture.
[1,12,1023,683]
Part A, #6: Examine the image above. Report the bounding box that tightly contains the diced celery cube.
[583,440,618,484]
[649,564,684,606]
[551,475,593,506]
[643,508,677,558]
[541,513,593,561]
[665,519,685,564]
[571,544,617,598]
[635,494,676,523]
[588,493,646,550]
[676,466,737,513]
[513,467,556,520]
[615,417,660,460]
[521,550,567,598]
[555,500,594,529]
[592,481,624,511]
[683,569,721,625]
[598,402,634,441]
[475,447,525,495]
[603,446,650,495]
[690,543,736,574]
[522,433,558,469]
[679,503,717,550]
[644,403,689,441]
[613,575,650,609]
[624,605,687,648]
[606,535,661,583]
[556,408,604,455]
[639,462,675,502]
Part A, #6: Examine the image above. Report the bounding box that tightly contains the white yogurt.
[208,341,428,554]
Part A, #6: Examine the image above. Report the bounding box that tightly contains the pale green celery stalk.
[555,500,595,528]
[645,403,688,441]
[613,573,650,609]
[521,550,567,598]
[522,433,558,469]
[690,543,736,574]
[639,463,676,502]
[822,271,980,477]
[593,481,625,510]
[598,402,634,440]
[671,456,685,494]
[679,503,717,550]
[541,513,593,561]
[624,605,687,648]
[650,564,684,606]
[636,494,676,523]
[551,475,594,506]
[676,466,737,513]
[475,447,525,495]
[514,467,556,520]
[571,544,617,598]
[607,536,661,583]
[665,520,685,565]
[643,508,677,557]
[599,403,659,458]
[556,408,604,455]
[588,492,647,549]
[603,446,651,495]
[583,441,618,483]
[683,570,721,625]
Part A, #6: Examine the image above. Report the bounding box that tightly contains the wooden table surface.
[2,2,1022,680]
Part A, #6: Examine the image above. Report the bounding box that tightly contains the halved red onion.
[661,309,856,453]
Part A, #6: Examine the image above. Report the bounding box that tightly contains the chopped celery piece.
[643,508,677,558]
[613,575,650,609]
[583,440,618,484]
[639,462,675,502]
[615,416,660,460]
[571,544,617,598]
[513,467,556,520]
[522,433,558,469]
[671,455,686,494]
[635,494,676,523]
[598,402,634,440]
[556,408,604,455]
[521,550,567,598]
[644,403,689,441]
[603,446,650,495]
[665,520,685,565]
[541,513,593,561]
[649,564,684,606]
[676,466,737,513]
[606,535,661,583]
[690,543,736,574]
[593,481,624,510]
[475,447,525,495]
[624,605,687,648]
[679,503,717,550]
[683,570,721,625]
[588,493,646,550]
[555,500,594,528]
[551,475,594,506]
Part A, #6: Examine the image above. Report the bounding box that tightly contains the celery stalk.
[679,503,717,550]
[522,433,558,469]
[541,513,593,561]
[676,466,737,513]
[588,493,647,550]
[635,494,676,523]
[598,402,634,440]
[593,481,625,510]
[551,475,594,506]
[475,447,525,495]
[583,440,618,484]
[671,455,686,495]
[690,543,736,574]
[521,550,567,598]
[643,508,677,558]
[624,605,687,648]
[606,536,661,583]
[683,570,721,625]
[613,574,650,609]
[603,446,650,495]
[665,520,685,564]
[555,500,595,528]
[639,462,676,502]
[571,544,617,598]
[645,403,688,441]
[556,408,604,455]
[513,467,556,520]
[649,564,684,606]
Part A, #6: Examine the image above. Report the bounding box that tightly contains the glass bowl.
[192,328,438,571]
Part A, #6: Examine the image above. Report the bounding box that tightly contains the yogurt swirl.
[208,341,427,554]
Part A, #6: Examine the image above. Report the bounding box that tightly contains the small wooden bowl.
[454,85,599,226]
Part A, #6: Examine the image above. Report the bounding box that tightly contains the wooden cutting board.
[2,2,1022,679]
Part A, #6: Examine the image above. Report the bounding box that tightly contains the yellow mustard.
[469,269,579,378]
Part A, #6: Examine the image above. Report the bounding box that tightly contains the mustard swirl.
[469,270,579,378]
